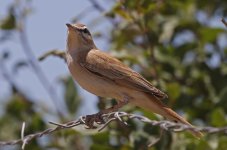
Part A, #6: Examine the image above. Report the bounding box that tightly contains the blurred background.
[0,0,227,149]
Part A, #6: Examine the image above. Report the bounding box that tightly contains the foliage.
[0,0,227,149]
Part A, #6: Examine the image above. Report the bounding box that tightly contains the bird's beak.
[66,23,74,29]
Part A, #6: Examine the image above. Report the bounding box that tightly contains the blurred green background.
[0,0,227,149]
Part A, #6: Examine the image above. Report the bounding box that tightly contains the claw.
[85,115,97,129]
[84,112,106,129]
[96,112,105,124]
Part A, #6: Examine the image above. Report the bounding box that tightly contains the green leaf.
[195,140,212,150]
[199,27,224,43]
[112,4,132,20]
[217,86,227,112]
[0,7,16,30]
[90,144,115,150]
[91,132,109,144]
[166,82,181,100]
[217,136,227,150]
[210,108,227,126]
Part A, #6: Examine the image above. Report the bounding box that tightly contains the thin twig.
[0,112,227,149]
[38,50,66,62]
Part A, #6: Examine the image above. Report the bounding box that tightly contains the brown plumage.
[65,23,203,138]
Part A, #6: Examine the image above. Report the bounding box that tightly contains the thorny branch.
[0,112,227,149]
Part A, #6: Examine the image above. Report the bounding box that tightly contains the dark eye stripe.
[78,28,91,35]
[83,28,89,33]
[83,29,91,35]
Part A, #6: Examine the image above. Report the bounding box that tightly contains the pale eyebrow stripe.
[77,26,87,30]
[73,24,87,30]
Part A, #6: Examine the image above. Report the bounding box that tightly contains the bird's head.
[66,23,96,52]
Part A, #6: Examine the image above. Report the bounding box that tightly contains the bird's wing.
[80,50,168,100]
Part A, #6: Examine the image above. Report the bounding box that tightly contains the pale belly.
[67,60,123,100]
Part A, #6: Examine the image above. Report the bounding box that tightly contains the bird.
[65,23,203,138]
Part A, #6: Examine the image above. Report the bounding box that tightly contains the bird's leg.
[100,97,129,114]
[85,96,129,129]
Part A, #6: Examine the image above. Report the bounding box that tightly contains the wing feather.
[81,50,168,100]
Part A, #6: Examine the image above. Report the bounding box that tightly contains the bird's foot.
[85,112,105,129]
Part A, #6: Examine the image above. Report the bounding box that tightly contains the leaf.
[91,132,109,144]
[217,86,227,112]
[166,82,181,100]
[220,63,227,75]
[199,27,225,43]
[90,144,115,150]
[90,132,115,150]
[217,136,227,150]
[159,17,179,43]
[6,95,33,119]
[112,4,132,20]
[0,7,16,30]
[195,140,212,150]
[210,108,227,127]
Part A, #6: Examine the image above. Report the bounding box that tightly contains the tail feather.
[161,107,203,138]
[138,94,203,138]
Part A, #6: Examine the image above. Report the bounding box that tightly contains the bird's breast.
[66,55,121,99]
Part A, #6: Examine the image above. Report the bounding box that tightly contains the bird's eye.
[82,28,91,35]
[83,28,88,34]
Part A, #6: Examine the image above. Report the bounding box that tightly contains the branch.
[38,49,66,62]
[0,112,227,149]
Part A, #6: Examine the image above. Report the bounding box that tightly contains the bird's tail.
[140,94,203,138]
[159,106,203,138]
